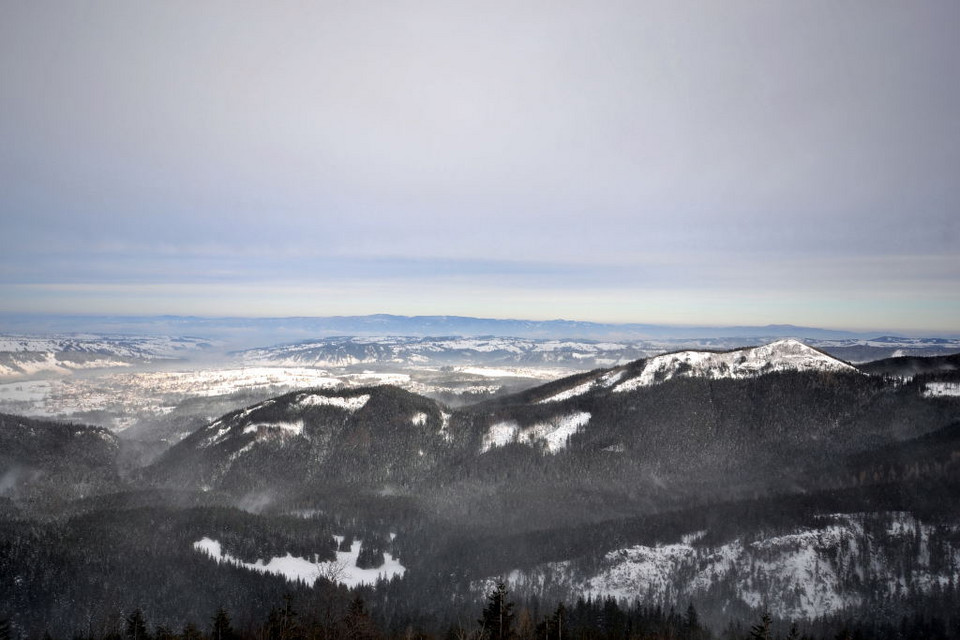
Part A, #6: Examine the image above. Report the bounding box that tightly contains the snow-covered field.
[193,535,405,588]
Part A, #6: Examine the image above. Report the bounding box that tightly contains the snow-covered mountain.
[237,335,960,372]
[149,385,449,491]
[611,339,857,393]
[0,334,214,378]
[527,339,855,405]
[236,336,650,369]
[140,337,960,540]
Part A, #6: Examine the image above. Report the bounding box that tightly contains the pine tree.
[211,608,235,640]
[785,622,800,640]
[342,597,379,640]
[478,583,515,640]
[181,623,203,640]
[267,595,301,640]
[549,603,565,640]
[748,612,772,640]
[125,609,150,640]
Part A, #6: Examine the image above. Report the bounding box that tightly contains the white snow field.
[193,535,405,588]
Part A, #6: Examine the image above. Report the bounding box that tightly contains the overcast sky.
[1,1,958,332]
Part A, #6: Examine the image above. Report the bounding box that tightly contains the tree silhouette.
[125,609,149,640]
[478,583,515,640]
[749,612,772,640]
[210,607,235,640]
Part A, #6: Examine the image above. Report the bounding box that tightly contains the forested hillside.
[3,342,960,638]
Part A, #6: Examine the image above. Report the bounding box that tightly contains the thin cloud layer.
[1,2,958,331]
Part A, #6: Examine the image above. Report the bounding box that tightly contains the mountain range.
[6,313,956,347]
[150,340,960,527]
[2,338,960,636]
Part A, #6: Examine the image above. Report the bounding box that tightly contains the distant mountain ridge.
[0,312,923,344]
[0,335,214,379]
[238,334,960,369]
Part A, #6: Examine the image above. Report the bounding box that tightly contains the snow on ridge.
[242,420,304,437]
[298,393,370,412]
[538,368,629,403]
[481,412,591,453]
[203,424,233,447]
[538,379,597,404]
[614,339,855,393]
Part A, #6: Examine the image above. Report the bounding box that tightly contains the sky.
[1,1,958,333]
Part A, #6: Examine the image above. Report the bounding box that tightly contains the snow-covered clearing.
[193,536,405,588]
[924,382,960,398]
[481,412,591,453]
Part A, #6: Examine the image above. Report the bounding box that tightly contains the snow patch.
[481,412,591,454]
[439,411,453,442]
[193,535,405,588]
[481,421,520,453]
[411,412,428,426]
[241,420,304,436]
[538,379,597,404]
[298,393,370,412]
[924,382,960,398]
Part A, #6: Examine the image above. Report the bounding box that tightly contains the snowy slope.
[480,412,591,453]
[493,513,960,620]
